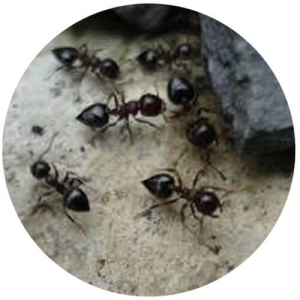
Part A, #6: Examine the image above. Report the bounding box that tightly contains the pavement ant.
[139,168,231,254]
[51,43,120,81]
[136,42,200,71]
[30,132,90,231]
[76,90,167,144]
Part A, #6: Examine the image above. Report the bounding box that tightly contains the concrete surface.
[3,17,294,296]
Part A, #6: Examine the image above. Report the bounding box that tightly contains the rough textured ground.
[3,18,294,296]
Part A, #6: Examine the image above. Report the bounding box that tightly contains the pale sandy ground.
[3,19,293,296]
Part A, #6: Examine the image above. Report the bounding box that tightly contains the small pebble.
[31,125,44,136]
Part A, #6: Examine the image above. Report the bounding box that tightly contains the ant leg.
[156,45,165,55]
[51,163,59,181]
[203,149,226,181]
[217,198,223,213]
[190,204,221,255]
[101,118,121,133]
[44,65,66,81]
[124,119,134,144]
[89,118,121,145]
[167,110,183,119]
[172,146,188,169]
[94,71,106,83]
[180,202,189,224]
[106,92,119,109]
[31,191,56,216]
[37,190,56,203]
[209,213,220,218]
[190,203,204,232]
[31,202,55,216]
[78,43,88,54]
[63,171,77,183]
[135,198,181,219]
[162,107,170,123]
[63,208,86,236]
[119,90,126,106]
[72,67,88,99]
[62,171,85,186]
[192,168,206,189]
[196,107,212,117]
[133,117,160,129]
[92,48,103,55]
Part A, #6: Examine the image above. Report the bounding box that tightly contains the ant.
[186,108,226,180]
[51,43,120,81]
[139,168,230,254]
[173,108,225,181]
[76,90,167,144]
[136,42,200,71]
[30,132,90,231]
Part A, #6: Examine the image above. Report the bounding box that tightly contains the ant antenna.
[37,131,59,161]
[204,150,226,181]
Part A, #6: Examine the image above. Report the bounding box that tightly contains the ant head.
[51,47,79,66]
[167,76,196,106]
[136,50,159,71]
[30,132,59,179]
[63,188,90,212]
[76,103,110,128]
[30,160,51,179]
[194,189,221,216]
[139,93,166,117]
[142,173,175,199]
[100,58,120,79]
[186,119,217,148]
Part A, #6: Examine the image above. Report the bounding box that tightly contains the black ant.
[76,90,167,144]
[186,108,226,180]
[139,168,230,254]
[30,132,90,231]
[174,108,226,181]
[51,43,120,81]
[136,42,200,71]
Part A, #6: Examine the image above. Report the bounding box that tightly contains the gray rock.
[200,14,294,154]
[113,4,182,32]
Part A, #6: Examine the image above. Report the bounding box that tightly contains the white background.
[0,0,299,299]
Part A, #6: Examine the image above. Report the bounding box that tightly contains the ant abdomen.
[139,94,166,117]
[76,103,110,128]
[136,50,159,71]
[167,76,196,106]
[186,119,217,148]
[63,188,90,212]
[142,173,175,199]
[51,47,79,66]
